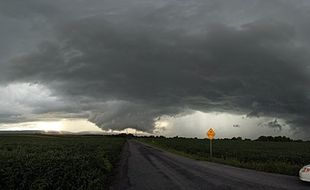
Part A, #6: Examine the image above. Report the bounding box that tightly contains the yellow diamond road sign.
[207,128,215,139]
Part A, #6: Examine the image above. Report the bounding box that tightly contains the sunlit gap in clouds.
[153,111,294,140]
[0,119,151,135]
[0,121,63,132]
[0,119,103,132]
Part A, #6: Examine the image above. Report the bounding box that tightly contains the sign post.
[210,138,212,158]
[206,128,215,159]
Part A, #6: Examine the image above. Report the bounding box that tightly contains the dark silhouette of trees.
[255,136,294,142]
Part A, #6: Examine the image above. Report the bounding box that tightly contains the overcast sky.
[0,0,309,139]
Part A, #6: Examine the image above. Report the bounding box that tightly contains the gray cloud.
[260,119,283,131]
[0,0,310,135]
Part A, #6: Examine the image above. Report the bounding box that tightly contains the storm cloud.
[0,0,309,135]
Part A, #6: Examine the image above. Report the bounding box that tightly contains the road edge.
[135,139,306,180]
[109,140,131,190]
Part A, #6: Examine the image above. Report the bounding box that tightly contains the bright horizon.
[0,111,302,140]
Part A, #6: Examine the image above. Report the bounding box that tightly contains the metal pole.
[210,139,212,159]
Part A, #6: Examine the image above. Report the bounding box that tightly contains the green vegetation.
[138,136,310,176]
[0,135,125,190]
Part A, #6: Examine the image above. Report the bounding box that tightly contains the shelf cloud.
[0,0,309,136]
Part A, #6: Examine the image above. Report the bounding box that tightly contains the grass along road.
[138,136,310,176]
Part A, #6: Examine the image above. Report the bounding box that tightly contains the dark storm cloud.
[0,114,27,124]
[261,119,283,131]
[1,0,310,134]
[0,1,58,19]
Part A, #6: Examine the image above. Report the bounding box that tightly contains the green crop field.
[139,137,310,176]
[0,135,125,190]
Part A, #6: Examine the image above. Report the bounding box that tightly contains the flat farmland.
[0,135,125,190]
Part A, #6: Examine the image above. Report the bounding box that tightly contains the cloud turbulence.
[0,0,309,136]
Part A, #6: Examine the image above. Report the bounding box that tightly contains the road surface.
[112,140,310,190]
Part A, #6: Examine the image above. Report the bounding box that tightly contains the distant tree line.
[255,136,303,142]
[218,136,303,142]
[138,135,304,142]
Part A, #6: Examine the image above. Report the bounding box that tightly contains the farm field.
[138,137,310,176]
[0,135,125,190]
